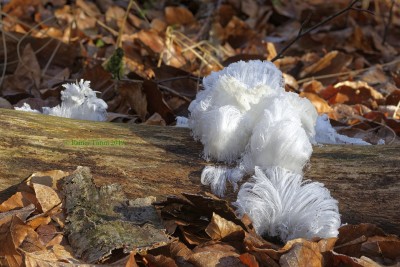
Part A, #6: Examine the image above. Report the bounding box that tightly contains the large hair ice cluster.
[234,167,340,242]
[15,80,107,122]
[188,60,341,241]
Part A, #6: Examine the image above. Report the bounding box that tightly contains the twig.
[116,0,135,48]
[271,0,372,62]
[296,57,400,84]
[132,1,150,27]
[17,16,55,69]
[156,75,201,84]
[0,3,7,89]
[194,0,223,41]
[382,0,395,45]
[351,114,397,145]
[120,78,193,102]
[41,40,61,78]
[157,84,192,102]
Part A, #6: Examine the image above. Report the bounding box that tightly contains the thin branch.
[296,58,400,84]
[271,0,371,62]
[156,75,201,84]
[382,0,395,45]
[0,3,7,89]
[116,0,135,48]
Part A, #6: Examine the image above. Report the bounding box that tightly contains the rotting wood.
[0,108,399,235]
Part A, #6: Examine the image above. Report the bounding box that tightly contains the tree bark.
[0,108,399,235]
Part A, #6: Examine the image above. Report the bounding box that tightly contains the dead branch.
[271,0,372,62]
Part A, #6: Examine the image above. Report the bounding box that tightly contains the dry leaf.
[144,112,166,126]
[0,216,37,267]
[25,170,70,190]
[279,241,323,267]
[239,253,259,267]
[205,212,243,240]
[0,204,36,226]
[137,29,165,54]
[0,191,38,212]
[333,81,384,108]
[117,81,148,121]
[300,92,332,113]
[32,184,61,213]
[165,6,195,25]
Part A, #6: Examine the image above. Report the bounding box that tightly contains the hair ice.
[234,167,340,242]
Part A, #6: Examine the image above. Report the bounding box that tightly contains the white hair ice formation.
[188,60,342,242]
[15,79,108,122]
[234,167,340,242]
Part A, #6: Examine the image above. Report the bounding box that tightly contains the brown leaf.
[1,44,41,103]
[188,241,243,267]
[32,184,61,213]
[180,226,211,246]
[169,241,192,260]
[323,251,379,267]
[165,6,195,25]
[300,92,332,113]
[81,64,114,100]
[333,81,384,108]
[0,204,36,226]
[0,216,37,267]
[105,6,135,33]
[36,223,58,246]
[144,254,178,267]
[279,241,323,267]
[386,89,400,106]
[136,29,165,54]
[283,73,299,92]
[23,169,69,191]
[359,66,388,86]
[117,81,148,121]
[181,192,249,231]
[360,235,400,260]
[300,51,339,78]
[239,253,259,267]
[27,216,51,230]
[205,212,243,240]
[335,224,387,257]
[144,112,166,126]
[142,80,175,124]
[0,191,38,212]
[301,80,324,94]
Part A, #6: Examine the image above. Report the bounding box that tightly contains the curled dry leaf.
[0,216,39,267]
[205,212,243,240]
[332,81,384,108]
[0,191,38,213]
[24,170,70,190]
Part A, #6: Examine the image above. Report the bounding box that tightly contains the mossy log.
[0,108,399,235]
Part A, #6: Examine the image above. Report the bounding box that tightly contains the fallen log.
[0,108,399,235]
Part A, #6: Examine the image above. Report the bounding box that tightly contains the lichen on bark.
[60,166,173,264]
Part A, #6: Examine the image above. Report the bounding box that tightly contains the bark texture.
[0,108,399,235]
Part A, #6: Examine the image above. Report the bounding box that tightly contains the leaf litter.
[1,167,399,266]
